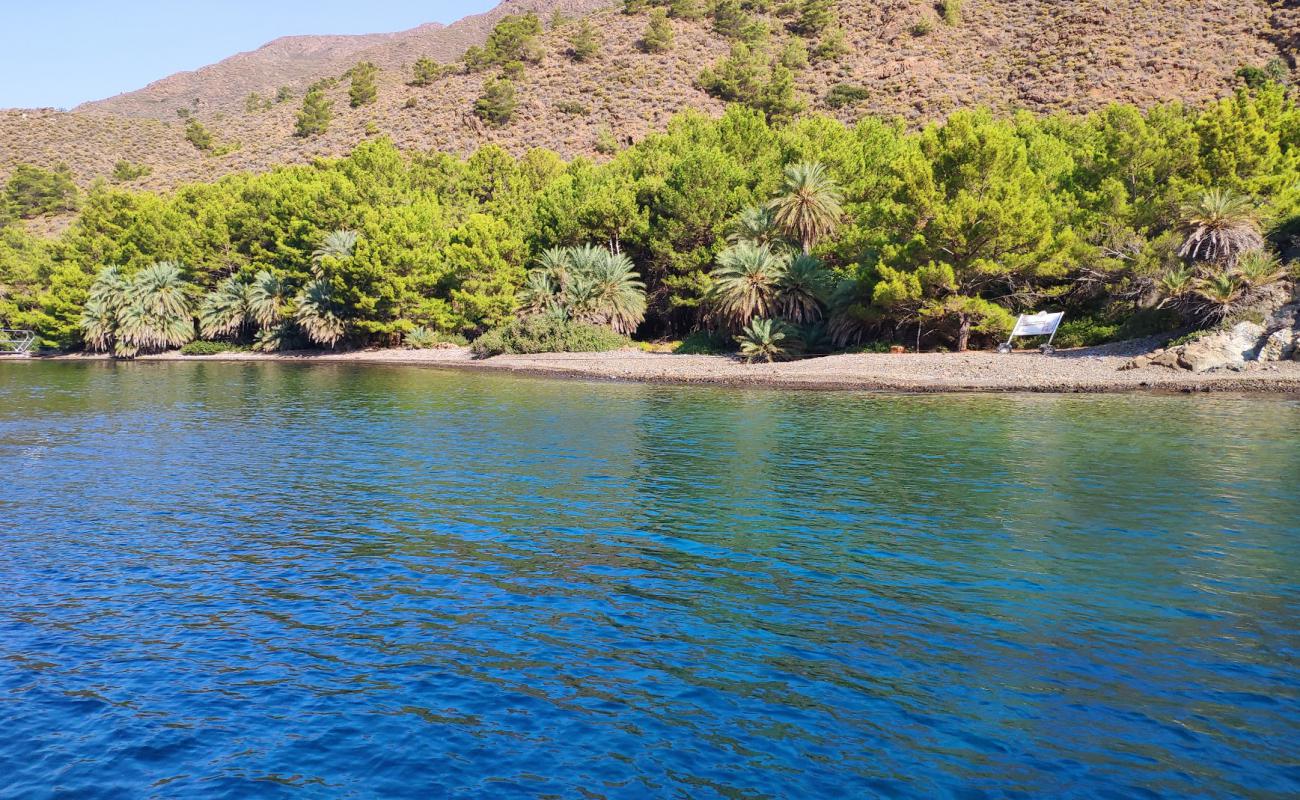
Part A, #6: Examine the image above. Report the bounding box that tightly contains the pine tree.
[474,77,518,127]
[410,58,442,87]
[641,9,675,53]
[295,88,333,137]
[348,62,379,108]
[569,20,602,62]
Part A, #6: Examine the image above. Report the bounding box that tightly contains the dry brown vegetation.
[0,0,1288,195]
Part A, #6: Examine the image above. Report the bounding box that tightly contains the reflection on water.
[1,362,1297,798]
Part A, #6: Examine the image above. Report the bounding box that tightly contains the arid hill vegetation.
[0,0,1290,202]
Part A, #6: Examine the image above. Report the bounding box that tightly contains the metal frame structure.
[997,313,1064,356]
[0,329,36,356]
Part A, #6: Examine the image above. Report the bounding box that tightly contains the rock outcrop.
[1124,282,1300,372]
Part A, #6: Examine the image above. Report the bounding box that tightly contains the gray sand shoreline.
[26,345,1300,394]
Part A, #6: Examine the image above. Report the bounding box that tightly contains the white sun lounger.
[997,312,1064,355]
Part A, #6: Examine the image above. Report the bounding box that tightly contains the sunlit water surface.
[1,362,1297,798]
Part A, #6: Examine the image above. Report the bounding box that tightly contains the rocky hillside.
[75,0,612,119]
[0,0,1290,195]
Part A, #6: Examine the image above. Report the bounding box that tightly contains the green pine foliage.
[465,13,544,71]
[641,8,675,52]
[569,20,602,62]
[6,87,1300,354]
[347,62,379,108]
[295,87,333,137]
[475,77,518,126]
[5,164,79,218]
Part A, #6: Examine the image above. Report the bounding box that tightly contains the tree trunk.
[956,313,971,352]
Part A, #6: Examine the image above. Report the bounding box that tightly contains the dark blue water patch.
[1,361,1297,798]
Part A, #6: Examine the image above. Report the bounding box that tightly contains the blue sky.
[0,1,499,109]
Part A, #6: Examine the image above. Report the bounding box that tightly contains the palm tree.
[1234,249,1286,289]
[295,279,346,347]
[1177,189,1264,266]
[521,245,647,334]
[726,205,786,249]
[519,270,560,316]
[250,270,287,329]
[80,267,130,352]
[583,250,646,335]
[737,318,803,363]
[534,248,573,291]
[777,253,829,324]
[92,261,194,357]
[709,242,785,328]
[313,229,359,267]
[769,162,844,254]
[200,276,257,339]
[1191,272,1245,323]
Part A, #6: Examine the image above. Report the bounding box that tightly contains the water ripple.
[0,362,1297,798]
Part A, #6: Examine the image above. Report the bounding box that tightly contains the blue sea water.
[1,361,1297,798]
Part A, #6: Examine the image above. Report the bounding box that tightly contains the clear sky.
[0,1,500,109]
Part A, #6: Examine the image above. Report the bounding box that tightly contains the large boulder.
[1175,322,1265,372]
[1258,328,1298,361]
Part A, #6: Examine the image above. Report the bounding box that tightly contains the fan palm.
[583,250,646,335]
[1177,189,1264,265]
[709,242,785,328]
[295,279,346,347]
[726,205,786,248]
[80,267,130,352]
[115,262,195,356]
[200,276,257,339]
[736,318,803,363]
[249,270,287,328]
[1191,272,1245,323]
[519,269,561,317]
[1233,250,1286,288]
[313,229,359,263]
[778,253,830,324]
[1157,266,1194,300]
[769,162,844,254]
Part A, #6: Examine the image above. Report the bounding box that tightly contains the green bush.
[475,77,518,126]
[674,330,733,354]
[825,83,869,109]
[5,163,78,217]
[941,0,962,25]
[180,340,249,356]
[111,161,152,183]
[405,327,469,349]
[471,316,630,357]
[1053,317,1121,348]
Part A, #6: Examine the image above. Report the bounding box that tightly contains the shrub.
[941,0,962,25]
[185,119,215,152]
[180,340,249,356]
[911,17,934,36]
[595,128,620,154]
[569,20,602,61]
[471,316,630,357]
[111,161,152,183]
[245,92,272,113]
[556,100,590,115]
[347,62,379,108]
[405,327,469,349]
[410,57,446,87]
[641,8,675,53]
[1053,317,1121,349]
[475,77,518,126]
[5,163,78,217]
[295,87,333,137]
[825,83,869,109]
[674,329,733,354]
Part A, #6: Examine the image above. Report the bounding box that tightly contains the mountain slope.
[0,0,1288,197]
